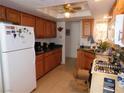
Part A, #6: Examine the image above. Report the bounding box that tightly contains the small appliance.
[35,42,42,52]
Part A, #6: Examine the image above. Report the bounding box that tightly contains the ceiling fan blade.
[73,7,82,10]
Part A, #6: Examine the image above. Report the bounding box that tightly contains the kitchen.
[0,0,124,93]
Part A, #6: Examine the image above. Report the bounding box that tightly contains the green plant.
[99,41,110,51]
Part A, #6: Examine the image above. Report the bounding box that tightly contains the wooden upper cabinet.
[44,20,57,38]
[21,13,35,27]
[6,8,20,24]
[35,17,45,38]
[82,19,94,37]
[0,5,6,21]
[115,0,124,14]
[44,20,51,38]
[51,22,56,37]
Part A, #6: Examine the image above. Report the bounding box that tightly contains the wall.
[65,22,80,58]
[55,22,66,64]
[93,20,108,41]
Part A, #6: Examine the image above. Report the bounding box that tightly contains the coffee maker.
[35,42,42,52]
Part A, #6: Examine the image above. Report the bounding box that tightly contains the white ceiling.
[88,0,115,19]
[0,0,115,21]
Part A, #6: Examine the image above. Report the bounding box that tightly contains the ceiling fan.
[58,3,82,18]
[63,3,82,13]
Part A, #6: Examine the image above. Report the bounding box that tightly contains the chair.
[73,68,89,84]
[73,63,93,88]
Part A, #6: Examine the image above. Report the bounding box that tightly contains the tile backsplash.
[35,38,57,45]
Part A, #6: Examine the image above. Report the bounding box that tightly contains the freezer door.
[0,24,35,52]
[2,48,36,93]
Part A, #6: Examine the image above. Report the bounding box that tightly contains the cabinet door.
[21,13,35,27]
[44,20,51,38]
[82,19,94,37]
[6,8,20,24]
[77,50,85,69]
[0,5,6,21]
[35,17,45,38]
[51,22,56,37]
[44,52,53,73]
[55,48,62,65]
[35,54,44,80]
[84,52,95,70]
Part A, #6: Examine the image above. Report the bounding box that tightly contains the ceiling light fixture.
[64,12,70,18]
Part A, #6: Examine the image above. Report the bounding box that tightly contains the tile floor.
[32,58,88,93]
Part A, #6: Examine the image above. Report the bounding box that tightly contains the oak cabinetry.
[35,54,44,80]
[84,52,95,70]
[109,0,124,22]
[51,22,57,37]
[43,20,56,38]
[77,50,85,69]
[6,8,20,24]
[35,19,56,38]
[82,19,94,37]
[44,48,62,73]
[0,5,6,21]
[44,51,54,73]
[115,0,124,14]
[0,5,57,38]
[44,20,51,38]
[35,48,62,80]
[21,13,35,27]
[35,17,45,38]
[77,50,95,70]
[55,48,62,65]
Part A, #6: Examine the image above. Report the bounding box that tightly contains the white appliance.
[0,23,36,93]
[114,14,124,47]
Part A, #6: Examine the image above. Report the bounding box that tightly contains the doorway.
[65,21,80,68]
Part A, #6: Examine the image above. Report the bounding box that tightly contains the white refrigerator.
[114,14,124,47]
[0,23,36,93]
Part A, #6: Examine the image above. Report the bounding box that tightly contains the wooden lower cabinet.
[77,50,85,69]
[77,49,95,70]
[35,54,44,80]
[35,48,62,79]
[44,51,54,73]
[54,48,62,65]
[84,52,95,70]
[44,48,62,73]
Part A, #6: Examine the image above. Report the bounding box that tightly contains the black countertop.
[78,48,95,55]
